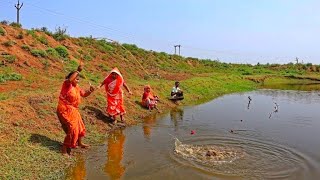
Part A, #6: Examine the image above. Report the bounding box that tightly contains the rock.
[206,150,217,157]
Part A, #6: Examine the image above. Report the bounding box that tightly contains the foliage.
[0,26,5,36]
[54,46,69,58]
[1,55,17,63]
[0,20,9,25]
[26,29,38,38]
[2,40,16,47]
[53,26,68,41]
[9,22,22,28]
[45,48,59,59]
[31,49,48,57]
[21,44,31,52]
[16,31,24,39]
[0,73,22,82]
[37,35,48,45]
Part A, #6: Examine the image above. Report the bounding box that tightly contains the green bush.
[9,22,22,28]
[2,40,16,47]
[53,27,68,41]
[0,20,9,25]
[0,73,22,83]
[54,46,68,58]
[31,49,48,57]
[2,55,16,63]
[37,35,48,45]
[83,54,93,61]
[21,45,31,52]
[0,27,5,36]
[16,32,24,39]
[26,29,38,38]
[46,48,59,59]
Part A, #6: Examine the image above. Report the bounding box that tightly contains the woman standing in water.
[99,67,132,124]
[57,63,94,156]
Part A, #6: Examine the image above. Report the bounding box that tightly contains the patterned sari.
[103,68,126,116]
[57,81,86,148]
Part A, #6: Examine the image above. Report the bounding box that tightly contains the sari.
[141,85,157,109]
[56,80,86,148]
[103,67,126,116]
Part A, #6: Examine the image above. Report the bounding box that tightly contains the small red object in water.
[191,130,195,135]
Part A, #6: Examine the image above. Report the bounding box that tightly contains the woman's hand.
[77,61,84,72]
[89,86,95,92]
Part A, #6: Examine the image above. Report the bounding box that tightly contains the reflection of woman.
[57,64,94,156]
[105,129,125,180]
[99,67,132,124]
[143,113,157,139]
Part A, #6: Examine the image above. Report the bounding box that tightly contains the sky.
[1,0,320,64]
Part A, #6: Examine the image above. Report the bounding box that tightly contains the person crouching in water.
[57,63,95,156]
[99,67,133,124]
[142,85,159,112]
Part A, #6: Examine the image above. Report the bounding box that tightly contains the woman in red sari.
[99,67,132,124]
[141,85,159,111]
[57,64,94,156]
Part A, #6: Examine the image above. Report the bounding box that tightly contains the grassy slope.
[0,24,320,179]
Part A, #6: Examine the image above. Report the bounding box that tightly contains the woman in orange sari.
[57,64,94,156]
[141,85,159,111]
[99,67,132,124]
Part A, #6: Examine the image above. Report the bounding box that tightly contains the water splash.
[174,138,245,166]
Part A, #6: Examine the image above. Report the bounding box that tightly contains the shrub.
[46,48,59,59]
[40,59,50,69]
[37,35,48,45]
[9,22,22,28]
[2,55,16,63]
[54,46,68,58]
[0,27,5,36]
[31,49,48,57]
[40,27,52,36]
[16,32,24,39]
[2,40,16,47]
[97,39,114,53]
[83,54,93,61]
[53,27,68,41]
[0,20,9,25]
[0,73,22,83]
[21,45,31,52]
[26,29,38,38]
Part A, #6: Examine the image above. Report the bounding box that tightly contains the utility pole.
[174,45,181,55]
[14,0,23,24]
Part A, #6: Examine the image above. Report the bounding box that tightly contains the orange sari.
[57,81,86,148]
[103,68,126,116]
[141,85,157,109]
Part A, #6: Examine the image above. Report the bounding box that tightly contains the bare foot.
[61,145,71,157]
[79,143,90,148]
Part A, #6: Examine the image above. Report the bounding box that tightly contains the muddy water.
[66,88,320,179]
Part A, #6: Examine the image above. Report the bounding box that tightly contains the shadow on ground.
[29,134,61,152]
[83,106,113,123]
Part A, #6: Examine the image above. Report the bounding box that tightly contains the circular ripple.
[171,135,316,179]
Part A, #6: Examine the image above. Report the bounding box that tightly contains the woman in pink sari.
[99,67,132,124]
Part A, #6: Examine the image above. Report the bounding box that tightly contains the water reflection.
[261,82,320,91]
[143,113,157,139]
[104,129,126,180]
[66,156,86,180]
[170,107,184,131]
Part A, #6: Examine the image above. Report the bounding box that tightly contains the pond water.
[66,86,320,179]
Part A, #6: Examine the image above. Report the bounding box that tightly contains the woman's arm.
[123,82,133,95]
[80,86,95,97]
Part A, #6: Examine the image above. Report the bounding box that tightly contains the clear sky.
[1,0,320,64]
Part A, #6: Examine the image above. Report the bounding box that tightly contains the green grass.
[0,73,22,82]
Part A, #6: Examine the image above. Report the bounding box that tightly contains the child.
[142,85,159,111]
